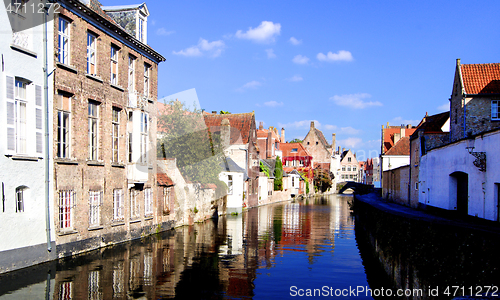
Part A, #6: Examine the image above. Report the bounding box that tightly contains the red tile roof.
[385,137,410,156]
[280,142,312,158]
[382,127,416,153]
[204,113,256,144]
[157,172,174,186]
[413,111,449,135]
[461,63,500,94]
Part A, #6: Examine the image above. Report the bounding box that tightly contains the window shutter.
[35,85,43,154]
[6,76,15,151]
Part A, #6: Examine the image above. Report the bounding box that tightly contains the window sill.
[6,154,42,161]
[55,158,78,165]
[144,216,153,221]
[87,160,105,166]
[111,221,125,227]
[10,44,37,58]
[86,74,103,83]
[57,229,78,236]
[56,62,78,74]
[88,226,103,231]
[129,219,141,224]
[111,162,126,168]
[111,84,124,92]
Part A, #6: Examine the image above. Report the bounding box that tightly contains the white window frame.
[88,101,99,160]
[16,186,26,212]
[144,188,152,216]
[130,188,139,219]
[140,112,148,164]
[88,190,101,226]
[492,100,500,121]
[112,108,120,162]
[143,63,150,97]
[87,32,97,75]
[128,55,135,92]
[57,94,71,158]
[110,45,118,85]
[163,186,172,213]
[58,190,74,230]
[113,189,124,220]
[58,17,70,65]
[6,77,29,155]
[88,270,101,300]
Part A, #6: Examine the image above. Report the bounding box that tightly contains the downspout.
[43,0,52,252]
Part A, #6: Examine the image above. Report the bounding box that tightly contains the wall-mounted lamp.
[466,138,486,172]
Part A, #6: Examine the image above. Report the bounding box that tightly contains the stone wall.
[383,165,410,206]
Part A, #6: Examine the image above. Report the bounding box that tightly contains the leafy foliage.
[157,100,227,198]
[274,156,283,191]
[260,161,270,178]
[289,138,303,143]
[313,168,333,193]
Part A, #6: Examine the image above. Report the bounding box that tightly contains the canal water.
[1,194,498,299]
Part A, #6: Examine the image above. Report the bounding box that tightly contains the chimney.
[212,111,217,114]
[310,121,315,129]
[401,127,405,138]
[394,132,401,144]
[332,133,336,150]
[387,121,389,128]
[338,146,341,154]
[342,147,345,153]
[281,128,285,143]
[259,122,263,130]
[267,131,272,158]
[221,118,230,149]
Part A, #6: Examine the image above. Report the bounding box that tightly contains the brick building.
[52,0,165,257]
[450,59,500,142]
[303,121,333,170]
[256,123,283,159]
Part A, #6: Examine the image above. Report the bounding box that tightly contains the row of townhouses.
[383,59,500,222]
[0,0,167,273]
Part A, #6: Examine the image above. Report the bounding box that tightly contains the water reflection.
[1,195,375,299]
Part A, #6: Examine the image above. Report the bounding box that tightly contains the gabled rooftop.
[203,112,255,144]
[460,62,500,95]
[280,142,312,158]
[385,136,410,156]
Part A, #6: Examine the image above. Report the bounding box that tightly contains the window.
[415,182,419,190]
[112,108,120,162]
[292,177,295,187]
[88,101,99,160]
[128,55,135,91]
[291,148,298,153]
[144,188,152,216]
[58,17,70,64]
[163,187,172,214]
[143,63,150,97]
[59,282,73,300]
[16,186,26,212]
[348,157,351,162]
[130,188,139,219]
[353,166,357,172]
[57,94,71,158]
[6,78,28,154]
[110,46,119,85]
[88,190,101,226]
[138,17,145,43]
[140,112,148,164]
[87,32,97,75]
[492,100,500,121]
[347,166,351,172]
[228,175,233,194]
[113,189,124,220]
[342,166,346,171]
[88,271,101,300]
[58,190,74,230]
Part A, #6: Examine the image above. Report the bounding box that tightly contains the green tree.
[157,100,226,198]
[288,138,303,143]
[313,168,333,193]
[274,156,283,191]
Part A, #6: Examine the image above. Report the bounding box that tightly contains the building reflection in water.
[0,195,365,299]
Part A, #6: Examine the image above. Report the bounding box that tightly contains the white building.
[219,157,246,214]
[0,3,55,273]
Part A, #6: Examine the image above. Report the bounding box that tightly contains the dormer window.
[291,148,298,153]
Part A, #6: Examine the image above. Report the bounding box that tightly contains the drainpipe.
[463,98,467,139]
[43,0,52,252]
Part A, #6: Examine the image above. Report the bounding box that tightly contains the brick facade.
[53,0,165,257]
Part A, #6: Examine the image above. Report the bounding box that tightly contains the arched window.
[15,186,28,212]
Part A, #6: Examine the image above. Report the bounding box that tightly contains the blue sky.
[106,0,499,159]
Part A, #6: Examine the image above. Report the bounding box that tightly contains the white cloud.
[287,75,303,82]
[235,21,281,43]
[265,49,276,59]
[156,28,175,36]
[338,137,363,149]
[391,116,421,126]
[324,124,337,130]
[292,55,309,65]
[317,50,354,62]
[278,120,318,129]
[330,93,382,109]
[237,80,261,92]
[437,103,449,111]
[340,126,361,135]
[289,37,302,45]
[173,38,225,58]
[264,101,283,107]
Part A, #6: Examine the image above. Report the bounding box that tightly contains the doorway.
[450,172,468,216]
